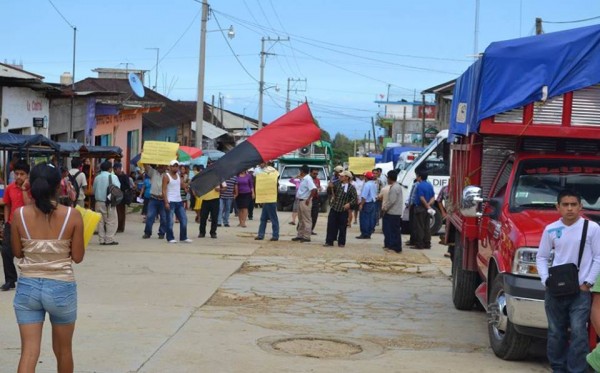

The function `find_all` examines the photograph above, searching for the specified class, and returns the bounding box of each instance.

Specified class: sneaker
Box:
[142,234,151,239]
[299,238,311,243]
[168,239,178,243]
[224,224,230,227]
[255,237,264,240]
[182,239,193,243]
[270,238,279,241]
[210,233,217,239]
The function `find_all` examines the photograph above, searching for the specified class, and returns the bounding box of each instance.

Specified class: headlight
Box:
[278,185,288,192]
[512,247,550,277]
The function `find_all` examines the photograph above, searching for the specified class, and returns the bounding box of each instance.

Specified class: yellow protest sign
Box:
[348,157,375,174]
[140,141,179,165]
[255,170,279,204]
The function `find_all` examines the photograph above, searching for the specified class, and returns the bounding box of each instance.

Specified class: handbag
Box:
[546,219,589,297]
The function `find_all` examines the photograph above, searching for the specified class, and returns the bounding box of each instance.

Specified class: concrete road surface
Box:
[0,208,550,372]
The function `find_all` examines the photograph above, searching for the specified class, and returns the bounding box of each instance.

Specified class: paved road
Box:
[0,208,549,372]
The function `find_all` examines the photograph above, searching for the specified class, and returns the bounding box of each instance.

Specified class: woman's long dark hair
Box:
[29,163,61,214]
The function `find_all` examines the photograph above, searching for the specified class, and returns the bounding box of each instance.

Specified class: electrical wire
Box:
[543,15,600,24]
[47,0,75,28]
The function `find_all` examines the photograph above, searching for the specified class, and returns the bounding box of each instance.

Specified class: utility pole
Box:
[258,36,289,128]
[535,17,543,35]
[474,0,480,58]
[384,83,391,117]
[421,94,426,147]
[371,117,378,152]
[286,78,306,113]
[402,106,407,145]
[69,26,77,142]
[194,0,209,149]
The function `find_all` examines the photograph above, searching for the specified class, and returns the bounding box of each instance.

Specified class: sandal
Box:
[289,222,296,225]
[444,252,451,258]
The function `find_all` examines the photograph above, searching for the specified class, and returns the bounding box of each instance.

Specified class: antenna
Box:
[128,72,145,98]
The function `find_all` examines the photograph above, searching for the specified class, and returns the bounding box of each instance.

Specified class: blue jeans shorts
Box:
[14,277,77,325]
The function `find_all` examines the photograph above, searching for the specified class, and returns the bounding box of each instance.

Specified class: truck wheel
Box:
[452,233,478,310]
[488,274,531,360]
[429,206,443,235]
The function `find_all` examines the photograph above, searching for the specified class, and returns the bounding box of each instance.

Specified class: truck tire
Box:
[488,274,531,360]
[429,206,443,235]
[452,233,479,310]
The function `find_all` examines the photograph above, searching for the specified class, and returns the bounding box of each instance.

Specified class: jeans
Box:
[382,214,402,252]
[166,201,188,241]
[544,290,591,373]
[257,203,279,239]
[14,277,77,324]
[359,202,377,237]
[144,198,167,237]
[218,198,233,225]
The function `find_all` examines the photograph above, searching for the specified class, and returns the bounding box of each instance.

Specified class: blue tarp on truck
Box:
[450,24,600,140]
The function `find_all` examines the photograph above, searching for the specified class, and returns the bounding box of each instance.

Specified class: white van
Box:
[396,150,422,171]
[396,130,450,234]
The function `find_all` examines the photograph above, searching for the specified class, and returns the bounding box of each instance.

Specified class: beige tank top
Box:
[17,207,75,282]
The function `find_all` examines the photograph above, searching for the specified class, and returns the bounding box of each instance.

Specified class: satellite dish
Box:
[128,72,145,98]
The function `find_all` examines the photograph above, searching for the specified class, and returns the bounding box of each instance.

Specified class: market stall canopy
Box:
[177,146,202,162]
[0,133,60,152]
[55,142,122,158]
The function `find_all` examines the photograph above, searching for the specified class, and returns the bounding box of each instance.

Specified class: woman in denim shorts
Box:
[11,163,84,373]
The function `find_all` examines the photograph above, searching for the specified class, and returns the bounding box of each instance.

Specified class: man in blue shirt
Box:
[357,171,378,239]
[413,171,435,249]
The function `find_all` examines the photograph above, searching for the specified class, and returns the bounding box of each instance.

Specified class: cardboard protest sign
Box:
[348,157,375,174]
[140,141,179,165]
[255,170,279,204]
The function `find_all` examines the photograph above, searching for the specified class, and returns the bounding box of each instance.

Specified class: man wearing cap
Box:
[324,170,357,248]
[142,163,168,240]
[357,171,378,239]
[292,165,317,243]
[163,160,192,243]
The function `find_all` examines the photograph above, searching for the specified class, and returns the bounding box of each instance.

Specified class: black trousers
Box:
[382,214,402,252]
[414,207,431,248]
[311,199,320,231]
[117,203,126,232]
[2,223,17,284]
[200,198,219,235]
[248,198,255,219]
[325,209,349,246]
[408,205,416,244]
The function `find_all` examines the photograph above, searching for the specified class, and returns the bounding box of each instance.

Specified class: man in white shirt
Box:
[291,165,316,243]
[536,189,600,373]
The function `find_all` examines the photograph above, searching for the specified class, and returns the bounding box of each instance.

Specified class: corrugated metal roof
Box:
[193,121,228,139]
[208,106,259,130]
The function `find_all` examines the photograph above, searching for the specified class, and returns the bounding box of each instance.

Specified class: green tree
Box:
[331,133,354,165]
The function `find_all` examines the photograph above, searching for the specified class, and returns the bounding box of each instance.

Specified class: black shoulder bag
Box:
[546,219,589,297]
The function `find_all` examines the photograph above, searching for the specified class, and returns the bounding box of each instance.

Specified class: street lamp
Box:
[194,0,235,149]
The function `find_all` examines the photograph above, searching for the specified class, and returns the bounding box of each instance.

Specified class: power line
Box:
[543,15,600,24]
[212,11,258,82]
[47,0,75,28]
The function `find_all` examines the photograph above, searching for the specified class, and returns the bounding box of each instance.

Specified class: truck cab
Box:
[396,129,450,234]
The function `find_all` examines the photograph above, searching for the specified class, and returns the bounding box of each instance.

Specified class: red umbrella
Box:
[178,146,203,161]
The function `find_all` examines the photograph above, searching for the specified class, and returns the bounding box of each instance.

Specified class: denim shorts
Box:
[13,277,77,325]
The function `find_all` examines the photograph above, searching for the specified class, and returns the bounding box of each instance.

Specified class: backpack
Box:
[106,175,124,207]
[58,178,77,207]
[68,171,83,202]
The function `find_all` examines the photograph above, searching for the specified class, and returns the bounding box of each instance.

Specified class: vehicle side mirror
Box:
[461,185,484,217]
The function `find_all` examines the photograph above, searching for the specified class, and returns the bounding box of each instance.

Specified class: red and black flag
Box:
[190,103,321,197]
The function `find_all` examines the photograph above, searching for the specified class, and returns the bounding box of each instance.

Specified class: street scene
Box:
[4,1,600,372]
[1,210,548,372]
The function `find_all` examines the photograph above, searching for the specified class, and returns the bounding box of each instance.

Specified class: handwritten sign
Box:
[140,141,179,165]
[255,170,279,204]
[348,157,375,174]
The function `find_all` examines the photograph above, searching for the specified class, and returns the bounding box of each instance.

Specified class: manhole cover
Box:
[273,337,362,358]
[257,335,383,360]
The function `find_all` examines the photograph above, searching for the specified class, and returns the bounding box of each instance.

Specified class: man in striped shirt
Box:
[218,176,237,227]
[324,171,357,248]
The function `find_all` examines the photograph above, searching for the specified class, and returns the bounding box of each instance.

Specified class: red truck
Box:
[447,25,600,360]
